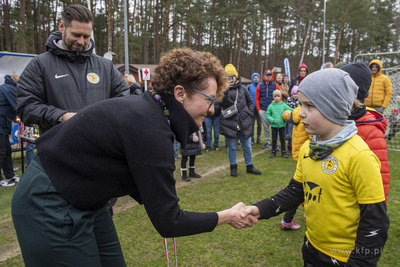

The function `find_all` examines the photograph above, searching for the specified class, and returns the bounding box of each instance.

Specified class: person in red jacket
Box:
[289,63,309,96]
[341,62,390,202]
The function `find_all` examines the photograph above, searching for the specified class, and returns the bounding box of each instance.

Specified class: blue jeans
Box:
[204,116,220,147]
[285,122,294,146]
[226,131,252,166]
[174,137,180,159]
[25,142,36,167]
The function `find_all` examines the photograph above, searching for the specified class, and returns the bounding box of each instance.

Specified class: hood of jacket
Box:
[368,59,383,77]
[251,73,260,86]
[45,31,95,61]
[3,75,15,86]
[297,63,309,76]
[262,69,274,83]
[355,108,387,134]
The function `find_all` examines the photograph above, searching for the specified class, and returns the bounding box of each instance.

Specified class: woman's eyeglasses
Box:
[192,89,215,110]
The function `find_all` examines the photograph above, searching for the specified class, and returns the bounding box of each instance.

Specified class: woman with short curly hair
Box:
[152,48,227,101]
[12,48,257,266]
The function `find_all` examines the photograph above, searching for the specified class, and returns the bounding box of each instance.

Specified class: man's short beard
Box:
[62,34,84,51]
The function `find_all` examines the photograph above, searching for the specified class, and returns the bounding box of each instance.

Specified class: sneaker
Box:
[281,219,301,230]
[0,179,15,187]
[205,146,211,152]
[214,146,219,151]
[262,143,271,149]
[256,139,262,144]
[11,175,20,183]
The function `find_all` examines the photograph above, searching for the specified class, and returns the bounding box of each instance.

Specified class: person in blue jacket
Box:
[247,73,262,144]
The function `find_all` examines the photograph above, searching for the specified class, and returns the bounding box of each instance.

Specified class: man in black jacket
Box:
[17,4,128,134]
[16,4,128,215]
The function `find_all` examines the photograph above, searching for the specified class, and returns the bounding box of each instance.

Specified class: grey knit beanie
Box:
[298,68,358,126]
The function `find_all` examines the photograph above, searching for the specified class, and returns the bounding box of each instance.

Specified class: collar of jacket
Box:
[348,105,367,121]
[46,30,94,62]
[157,92,199,148]
[230,80,242,90]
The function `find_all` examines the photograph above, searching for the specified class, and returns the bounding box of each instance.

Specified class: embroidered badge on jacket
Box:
[87,73,100,84]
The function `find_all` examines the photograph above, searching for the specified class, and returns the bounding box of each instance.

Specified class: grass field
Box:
[1,141,399,266]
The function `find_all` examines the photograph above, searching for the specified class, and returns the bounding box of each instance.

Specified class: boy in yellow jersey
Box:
[244,68,389,266]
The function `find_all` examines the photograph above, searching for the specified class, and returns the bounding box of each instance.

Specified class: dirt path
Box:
[0,150,265,263]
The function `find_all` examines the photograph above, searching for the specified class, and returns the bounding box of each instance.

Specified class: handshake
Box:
[217,202,261,229]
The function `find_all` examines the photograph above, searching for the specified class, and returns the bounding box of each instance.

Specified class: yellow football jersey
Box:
[294,135,385,262]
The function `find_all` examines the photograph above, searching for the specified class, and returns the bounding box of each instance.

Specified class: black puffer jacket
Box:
[17,31,128,133]
[219,80,253,139]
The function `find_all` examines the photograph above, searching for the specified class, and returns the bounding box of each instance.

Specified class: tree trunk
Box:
[209,0,215,51]
[20,0,27,52]
[229,18,234,63]
[186,2,191,48]
[163,2,170,53]
[107,0,113,50]
[299,19,312,65]
[236,0,246,73]
[333,24,344,65]
[258,11,264,75]
[153,0,159,63]
[3,0,11,51]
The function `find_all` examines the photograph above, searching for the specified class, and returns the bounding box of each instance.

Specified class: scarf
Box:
[308,121,358,160]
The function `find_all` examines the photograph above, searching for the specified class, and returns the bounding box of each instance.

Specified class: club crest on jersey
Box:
[87,73,100,84]
[321,156,338,174]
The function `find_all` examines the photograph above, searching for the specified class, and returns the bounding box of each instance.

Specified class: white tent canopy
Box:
[0,52,36,85]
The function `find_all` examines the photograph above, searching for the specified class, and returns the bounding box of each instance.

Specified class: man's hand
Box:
[62,112,77,122]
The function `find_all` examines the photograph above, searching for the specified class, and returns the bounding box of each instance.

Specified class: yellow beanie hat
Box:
[225,64,238,78]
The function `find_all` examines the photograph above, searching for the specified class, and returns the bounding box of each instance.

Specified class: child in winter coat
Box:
[341,62,391,202]
[245,68,389,266]
[285,85,301,154]
[279,104,311,231]
[266,90,293,158]
[180,131,204,182]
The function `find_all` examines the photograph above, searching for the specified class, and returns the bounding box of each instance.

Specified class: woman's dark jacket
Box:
[219,80,253,139]
[180,131,202,157]
[36,91,218,237]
